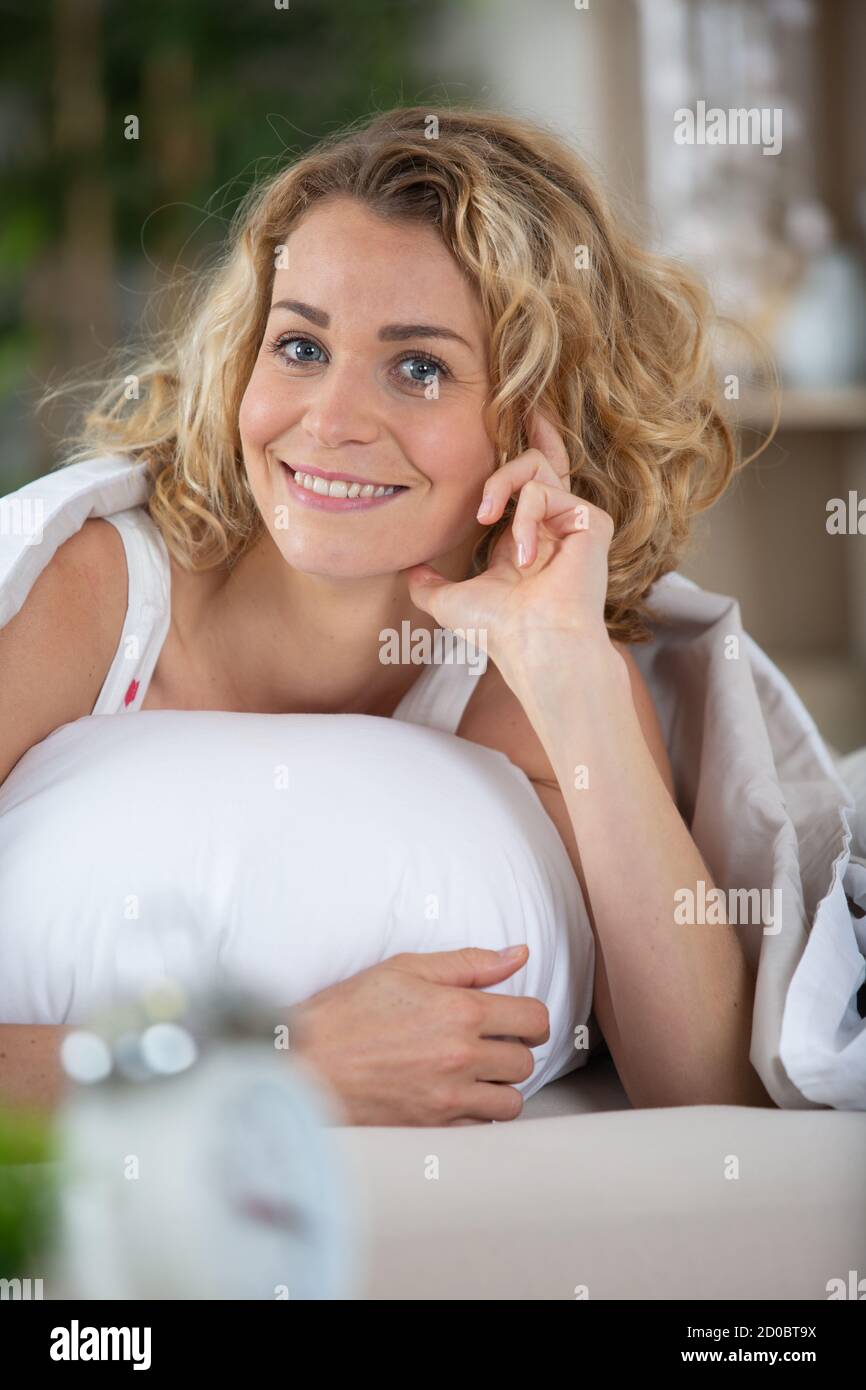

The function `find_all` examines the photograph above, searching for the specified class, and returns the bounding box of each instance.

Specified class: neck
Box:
[187,528,477,716]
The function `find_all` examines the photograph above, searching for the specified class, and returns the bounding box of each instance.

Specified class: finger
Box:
[476,447,565,524]
[473,1038,537,1084]
[450,1081,525,1123]
[478,996,550,1047]
[527,408,572,487]
[402,563,463,629]
[511,479,591,567]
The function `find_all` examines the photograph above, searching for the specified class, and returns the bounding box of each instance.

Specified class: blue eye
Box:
[396,355,449,387]
[265,335,450,391]
[268,335,325,366]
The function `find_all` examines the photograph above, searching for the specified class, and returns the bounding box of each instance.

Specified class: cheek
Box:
[410,404,495,491]
[238,371,287,451]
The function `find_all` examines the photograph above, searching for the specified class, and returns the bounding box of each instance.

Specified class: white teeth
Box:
[291,469,400,500]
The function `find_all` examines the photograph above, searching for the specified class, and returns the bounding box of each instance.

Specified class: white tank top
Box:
[92,506,479,735]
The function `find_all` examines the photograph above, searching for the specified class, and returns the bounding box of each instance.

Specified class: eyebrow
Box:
[269,298,475,351]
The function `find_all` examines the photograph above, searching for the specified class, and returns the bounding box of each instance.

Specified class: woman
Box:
[0,105,774,1121]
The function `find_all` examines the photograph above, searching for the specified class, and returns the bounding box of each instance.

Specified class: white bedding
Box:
[628,575,866,1109]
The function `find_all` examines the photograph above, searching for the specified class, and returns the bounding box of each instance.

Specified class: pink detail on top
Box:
[123,678,140,708]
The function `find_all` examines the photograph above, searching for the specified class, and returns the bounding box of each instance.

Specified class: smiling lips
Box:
[280,460,408,510]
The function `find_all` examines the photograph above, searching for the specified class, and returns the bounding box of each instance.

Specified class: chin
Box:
[271,537,415,580]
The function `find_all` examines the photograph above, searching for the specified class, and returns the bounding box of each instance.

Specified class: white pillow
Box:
[0,709,595,1100]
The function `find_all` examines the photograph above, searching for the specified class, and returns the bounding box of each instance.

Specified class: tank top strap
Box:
[390,629,486,735]
[91,507,171,714]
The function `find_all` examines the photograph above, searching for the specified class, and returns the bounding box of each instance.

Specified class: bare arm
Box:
[511,638,772,1109]
[0,1026,76,1112]
[0,948,549,1124]
[0,521,127,1111]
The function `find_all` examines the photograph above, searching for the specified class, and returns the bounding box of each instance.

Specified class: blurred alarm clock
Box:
[51,983,366,1300]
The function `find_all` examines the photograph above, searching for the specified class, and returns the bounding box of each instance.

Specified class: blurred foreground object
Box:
[51,983,365,1300]
[0,1106,57,1290]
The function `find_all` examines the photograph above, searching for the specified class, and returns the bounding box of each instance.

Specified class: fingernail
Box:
[497,945,526,958]
[477,495,493,518]
[517,542,527,567]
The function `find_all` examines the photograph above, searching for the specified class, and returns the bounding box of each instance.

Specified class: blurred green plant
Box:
[0,1103,59,1282]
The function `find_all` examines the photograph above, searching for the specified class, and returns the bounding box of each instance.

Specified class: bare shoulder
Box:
[0,517,128,784]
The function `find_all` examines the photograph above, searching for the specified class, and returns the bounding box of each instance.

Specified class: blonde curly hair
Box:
[48,103,778,643]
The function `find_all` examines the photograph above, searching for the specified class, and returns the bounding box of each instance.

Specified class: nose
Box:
[300,354,380,450]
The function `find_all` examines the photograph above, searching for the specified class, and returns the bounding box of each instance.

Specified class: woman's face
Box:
[239,195,497,578]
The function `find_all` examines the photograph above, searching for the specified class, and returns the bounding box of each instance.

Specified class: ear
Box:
[612,641,677,802]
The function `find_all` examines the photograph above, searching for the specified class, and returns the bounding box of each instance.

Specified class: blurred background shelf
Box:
[738,386,866,432]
